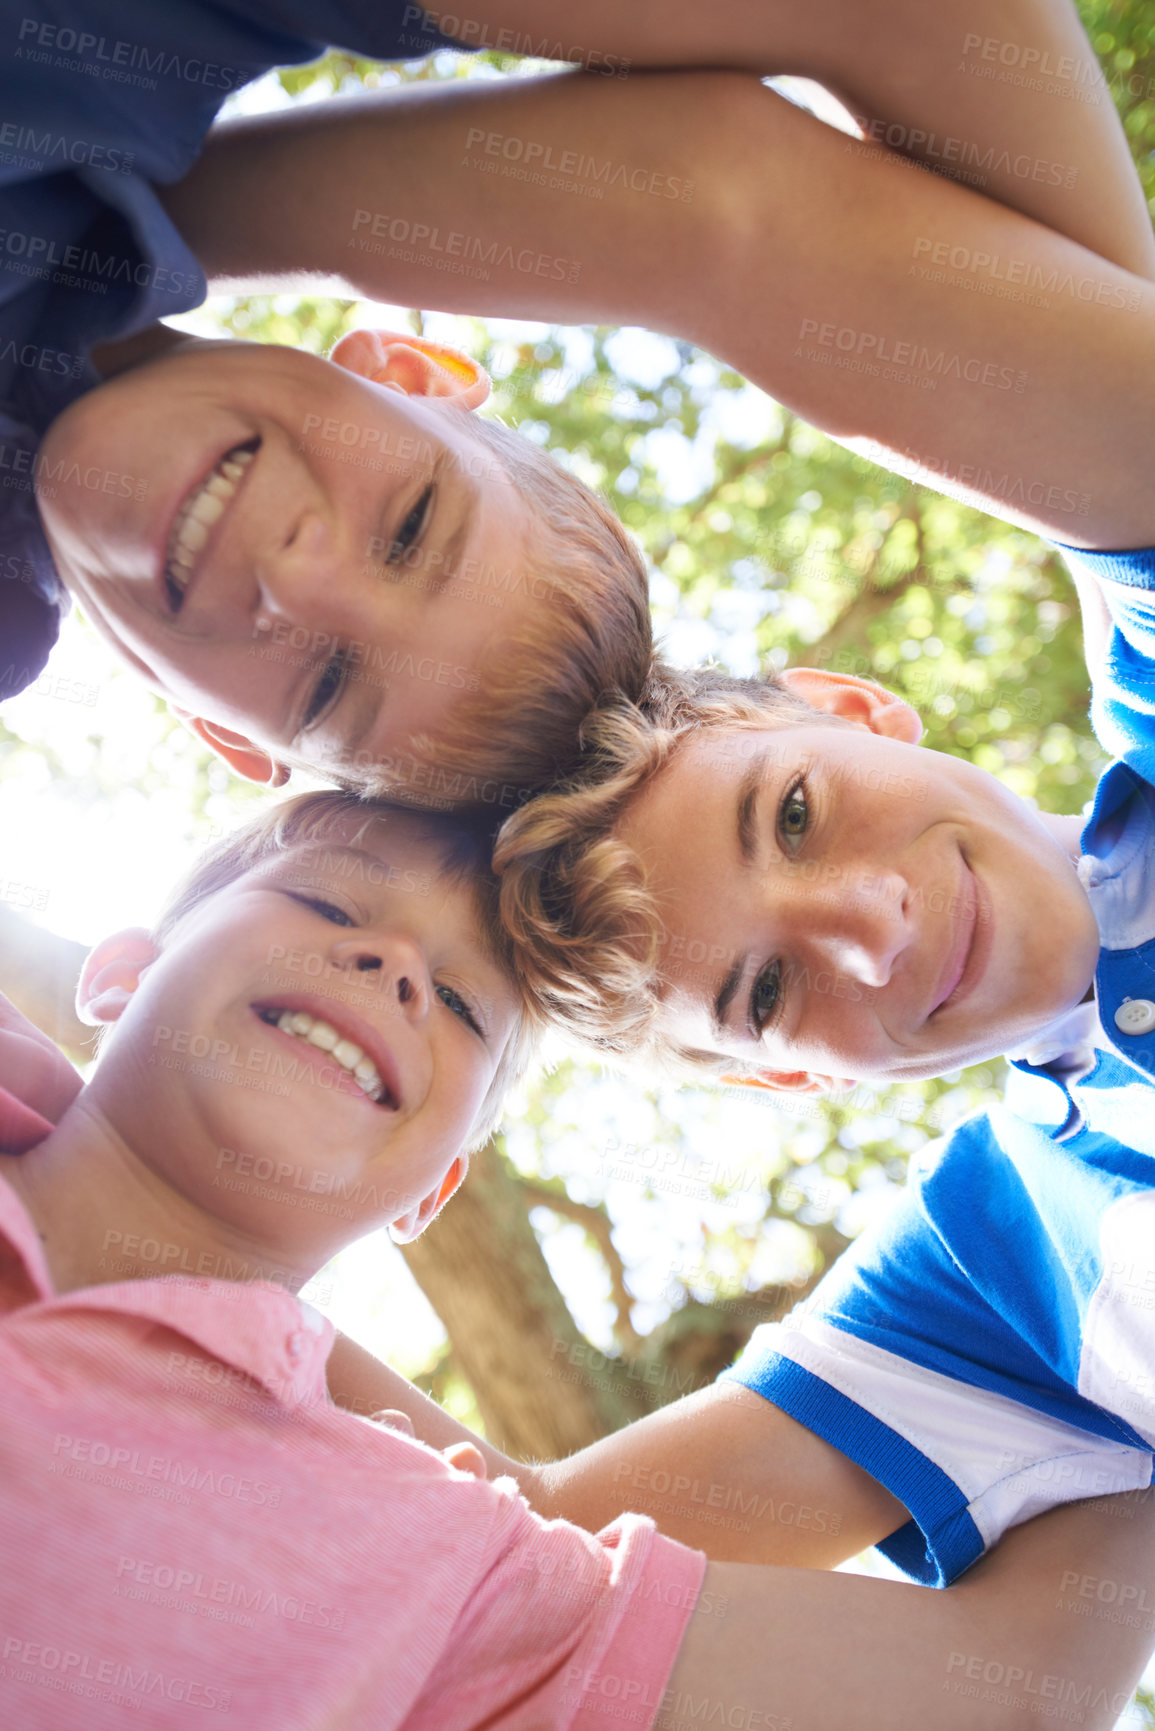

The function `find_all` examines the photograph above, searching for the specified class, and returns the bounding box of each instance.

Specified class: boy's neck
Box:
[1034,809,1087,864]
[1034,810,1098,1005]
[4,1096,317,1297]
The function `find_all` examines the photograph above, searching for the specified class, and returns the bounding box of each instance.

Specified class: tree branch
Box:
[800,495,929,670]
[517,1177,643,1355]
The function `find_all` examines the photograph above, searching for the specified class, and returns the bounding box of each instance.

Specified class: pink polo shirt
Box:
[0,1173,705,1728]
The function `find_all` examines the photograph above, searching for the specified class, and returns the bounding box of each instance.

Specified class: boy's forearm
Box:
[535,1382,906,1567]
[419,0,1154,277]
[0,907,95,1061]
[166,70,1155,549]
[327,1338,901,1566]
[669,1489,1155,1731]
[325,1330,529,1487]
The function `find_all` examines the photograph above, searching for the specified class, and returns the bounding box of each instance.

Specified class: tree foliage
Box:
[92,10,1155,1449]
[250,17,1148,1459]
[10,22,1155,1709]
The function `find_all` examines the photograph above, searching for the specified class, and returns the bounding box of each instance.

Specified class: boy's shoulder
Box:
[1056,540,1155,783]
[0,1232,702,1727]
[724,1104,1155,1587]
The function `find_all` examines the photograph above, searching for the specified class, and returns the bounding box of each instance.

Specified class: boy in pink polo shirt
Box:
[4,789,1155,1730]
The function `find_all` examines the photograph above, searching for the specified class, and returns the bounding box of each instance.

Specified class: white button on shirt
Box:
[1115,998,1155,1036]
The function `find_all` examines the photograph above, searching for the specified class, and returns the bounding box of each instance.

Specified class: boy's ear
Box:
[169,709,291,788]
[780,667,923,745]
[331,329,491,411]
[388,1156,468,1246]
[78,929,160,1026]
[721,1069,857,1097]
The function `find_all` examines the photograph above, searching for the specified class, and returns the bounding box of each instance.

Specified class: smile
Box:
[929,858,993,1019]
[253,1002,400,1109]
[163,438,259,608]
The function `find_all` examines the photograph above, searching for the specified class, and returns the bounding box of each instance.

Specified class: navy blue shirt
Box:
[0,0,461,699]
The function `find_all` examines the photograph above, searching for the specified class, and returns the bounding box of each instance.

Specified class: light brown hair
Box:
[337,415,654,811]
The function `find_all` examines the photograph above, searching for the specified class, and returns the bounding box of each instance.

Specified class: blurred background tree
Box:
[259,7,1148,1462]
[4,15,1155,1716]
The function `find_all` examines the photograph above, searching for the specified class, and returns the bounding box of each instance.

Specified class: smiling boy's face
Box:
[83,811,521,1257]
[35,333,538,786]
[618,674,1100,1089]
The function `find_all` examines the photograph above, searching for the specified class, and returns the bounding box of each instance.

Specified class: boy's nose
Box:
[802,867,910,988]
[331,933,430,1019]
[254,512,353,629]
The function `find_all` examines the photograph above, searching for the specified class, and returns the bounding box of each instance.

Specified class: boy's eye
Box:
[751,961,782,1035]
[435,982,483,1038]
[386,485,435,564]
[779,777,810,848]
[291,893,354,927]
[302,649,349,732]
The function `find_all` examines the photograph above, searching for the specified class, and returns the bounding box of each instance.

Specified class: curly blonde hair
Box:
[494,661,845,1076]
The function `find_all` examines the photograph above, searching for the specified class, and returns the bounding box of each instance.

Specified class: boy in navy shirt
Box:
[9,0,1155,806]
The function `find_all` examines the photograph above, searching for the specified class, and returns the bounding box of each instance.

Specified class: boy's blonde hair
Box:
[154,791,537,1151]
[340,417,654,810]
[494,662,846,1078]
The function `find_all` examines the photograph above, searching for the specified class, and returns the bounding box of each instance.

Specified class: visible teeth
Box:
[305,1021,338,1052]
[188,489,227,526]
[179,516,210,554]
[267,1008,388,1104]
[164,441,256,600]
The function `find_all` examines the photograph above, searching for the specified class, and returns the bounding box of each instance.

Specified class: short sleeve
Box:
[402,1496,705,1731]
[723,1118,1154,1586]
[1055,542,1155,781]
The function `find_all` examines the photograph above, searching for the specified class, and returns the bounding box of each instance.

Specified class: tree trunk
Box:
[402,1145,854,1462]
[401,1140,635,1459]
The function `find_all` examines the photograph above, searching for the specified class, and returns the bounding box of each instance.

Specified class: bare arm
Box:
[419,0,1155,275]
[670,1488,1155,1731]
[164,68,1155,549]
[326,1329,522,1482]
[169,0,1154,280]
[327,1335,905,1566]
[0,907,94,1060]
[530,1381,906,1566]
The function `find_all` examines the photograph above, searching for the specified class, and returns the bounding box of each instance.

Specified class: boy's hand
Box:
[0,992,81,1153]
[369,1406,489,1480]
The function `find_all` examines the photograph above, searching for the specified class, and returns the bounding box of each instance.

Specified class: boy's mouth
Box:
[163,437,260,610]
[927,858,992,1020]
[254,1003,400,1109]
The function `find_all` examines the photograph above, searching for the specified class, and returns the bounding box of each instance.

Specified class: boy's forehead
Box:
[251,812,444,881]
[682,721,818,776]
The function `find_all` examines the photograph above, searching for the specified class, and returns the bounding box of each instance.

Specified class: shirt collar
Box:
[1005,994,1102,1075]
[0,1164,333,1408]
